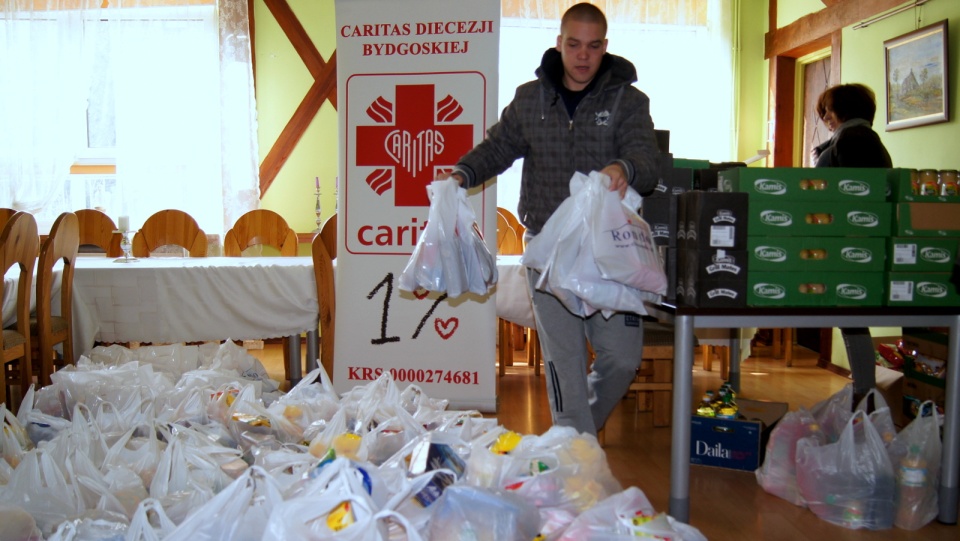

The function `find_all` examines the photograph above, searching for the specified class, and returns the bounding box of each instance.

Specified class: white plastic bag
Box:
[889,400,942,530]
[755,406,824,506]
[399,179,497,297]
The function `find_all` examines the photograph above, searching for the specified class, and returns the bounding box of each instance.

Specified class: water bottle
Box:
[895,445,930,529]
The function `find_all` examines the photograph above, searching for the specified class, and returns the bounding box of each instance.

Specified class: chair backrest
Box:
[496,212,521,255]
[311,233,336,378]
[223,209,298,257]
[319,213,337,259]
[0,208,16,231]
[75,208,123,257]
[132,209,207,257]
[35,212,80,384]
[1,211,39,404]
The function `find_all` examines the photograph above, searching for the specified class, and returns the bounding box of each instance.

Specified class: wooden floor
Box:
[250,342,958,541]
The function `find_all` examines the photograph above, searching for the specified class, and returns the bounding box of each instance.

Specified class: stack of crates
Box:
[718,167,891,307]
[884,169,960,306]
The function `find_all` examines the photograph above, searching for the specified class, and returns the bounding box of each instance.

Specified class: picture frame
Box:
[884,20,949,131]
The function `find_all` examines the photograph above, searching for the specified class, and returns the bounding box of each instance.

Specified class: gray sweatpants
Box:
[527,268,645,436]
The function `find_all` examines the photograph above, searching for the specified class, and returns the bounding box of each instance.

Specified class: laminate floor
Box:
[249,340,958,541]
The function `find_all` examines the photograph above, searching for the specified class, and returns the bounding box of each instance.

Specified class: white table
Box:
[70,257,320,380]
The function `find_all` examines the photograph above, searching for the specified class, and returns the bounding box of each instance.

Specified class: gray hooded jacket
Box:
[454,48,660,233]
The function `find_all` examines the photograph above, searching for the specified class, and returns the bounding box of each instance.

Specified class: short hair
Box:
[561,2,608,36]
[816,83,878,124]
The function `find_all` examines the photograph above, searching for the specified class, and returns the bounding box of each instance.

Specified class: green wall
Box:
[842,3,959,169]
[255,0,339,239]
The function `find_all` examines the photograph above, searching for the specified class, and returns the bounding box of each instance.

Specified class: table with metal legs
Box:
[646,304,960,525]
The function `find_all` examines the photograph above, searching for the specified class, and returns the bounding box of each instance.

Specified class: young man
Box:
[450,3,661,436]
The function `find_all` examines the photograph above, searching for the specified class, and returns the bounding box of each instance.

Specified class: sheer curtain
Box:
[0,0,258,236]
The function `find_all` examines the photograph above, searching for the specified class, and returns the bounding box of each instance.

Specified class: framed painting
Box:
[884,20,949,131]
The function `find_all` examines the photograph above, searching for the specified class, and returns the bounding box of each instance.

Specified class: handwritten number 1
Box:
[367,273,400,345]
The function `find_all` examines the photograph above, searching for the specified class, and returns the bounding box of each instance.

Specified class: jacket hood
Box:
[535,47,638,93]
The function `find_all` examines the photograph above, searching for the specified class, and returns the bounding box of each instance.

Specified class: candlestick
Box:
[315,188,322,232]
[315,176,320,190]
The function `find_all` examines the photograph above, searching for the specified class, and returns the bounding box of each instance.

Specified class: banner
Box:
[334,0,500,410]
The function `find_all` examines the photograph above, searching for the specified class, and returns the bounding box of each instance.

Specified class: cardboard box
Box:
[894,202,960,237]
[680,191,749,250]
[747,236,886,272]
[902,377,945,422]
[887,237,958,271]
[902,394,945,422]
[661,246,678,303]
[747,201,892,237]
[649,166,694,199]
[886,272,960,306]
[642,195,679,247]
[718,167,888,201]
[747,271,886,307]
[679,248,748,308]
[902,327,949,360]
[690,398,788,472]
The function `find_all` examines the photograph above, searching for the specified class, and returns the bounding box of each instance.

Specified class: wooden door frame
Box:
[764,0,907,165]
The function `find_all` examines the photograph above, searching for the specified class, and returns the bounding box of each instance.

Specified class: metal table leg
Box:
[286,333,302,385]
[669,314,694,522]
[306,329,319,373]
[728,329,741,393]
[939,314,960,523]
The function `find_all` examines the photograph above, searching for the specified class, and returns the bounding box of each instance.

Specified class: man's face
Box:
[556,19,607,92]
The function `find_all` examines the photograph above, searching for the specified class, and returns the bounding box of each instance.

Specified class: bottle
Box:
[895,445,930,529]
[716,391,738,420]
[696,393,716,417]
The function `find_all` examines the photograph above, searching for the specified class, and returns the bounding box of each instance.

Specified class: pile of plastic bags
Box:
[1,342,707,540]
[756,384,942,531]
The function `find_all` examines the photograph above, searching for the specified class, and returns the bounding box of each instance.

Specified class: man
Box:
[450,3,661,436]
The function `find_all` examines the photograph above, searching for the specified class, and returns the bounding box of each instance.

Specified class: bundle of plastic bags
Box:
[522,171,667,318]
[399,179,498,298]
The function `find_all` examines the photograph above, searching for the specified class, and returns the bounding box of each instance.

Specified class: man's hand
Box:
[439,171,465,185]
[600,163,628,198]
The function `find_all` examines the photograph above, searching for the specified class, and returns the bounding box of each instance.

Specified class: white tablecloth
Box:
[71,257,319,353]
[495,255,536,329]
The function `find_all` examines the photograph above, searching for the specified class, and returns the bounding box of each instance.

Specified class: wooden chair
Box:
[223,208,299,380]
[319,213,337,259]
[311,232,336,380]
[0,208,16,230]
[75,208,122,257]
[2,212,39,408]
[629,322,678,428]
[223,209,297,256]
[132,209,207,257]
[31,212,80,386]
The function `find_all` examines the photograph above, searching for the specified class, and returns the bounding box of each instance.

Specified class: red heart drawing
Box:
[434,317,459,339]
[414,289,430,300]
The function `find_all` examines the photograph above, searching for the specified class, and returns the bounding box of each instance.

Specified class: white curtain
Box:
[0,0,258,236]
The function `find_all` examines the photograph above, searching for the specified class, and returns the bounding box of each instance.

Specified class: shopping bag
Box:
[590,175,667,295]
[889,400,942,530]
[795,410,895,529]
[399,179,497,297]
[810,384,853,443]
[755,406,825,506]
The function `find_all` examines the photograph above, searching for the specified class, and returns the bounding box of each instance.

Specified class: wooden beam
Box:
[765,0,906,58]
[770,55,796,166]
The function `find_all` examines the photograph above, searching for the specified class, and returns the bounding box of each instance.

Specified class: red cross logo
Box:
[356,84,474,207]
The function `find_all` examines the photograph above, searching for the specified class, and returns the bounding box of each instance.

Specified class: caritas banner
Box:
[334,0,499,410]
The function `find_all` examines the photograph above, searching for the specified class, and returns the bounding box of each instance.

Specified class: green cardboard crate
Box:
[748,236,886,272]
[718,167,888,201]
[886,272,960,307]
[747,201,892,237]
[747,271,885,307]
[887,237,958,271]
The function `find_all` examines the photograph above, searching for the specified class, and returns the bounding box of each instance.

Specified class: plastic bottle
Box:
[895,445,930,529]
[695,393,716,417]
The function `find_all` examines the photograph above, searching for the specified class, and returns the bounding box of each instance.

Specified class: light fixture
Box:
[853,0,932,30]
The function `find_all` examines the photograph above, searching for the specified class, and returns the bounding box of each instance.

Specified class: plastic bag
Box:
[557,486,707,541]
[889,400,942,530]
[795,410,895,530]
[427,485,540,541]
[124,498,177,541]
[399,179,497,297]
[810,384,853,443]
[163,466,284,541]
[755,406,825,506]
[590,178,667,295]
[854,389,897,448]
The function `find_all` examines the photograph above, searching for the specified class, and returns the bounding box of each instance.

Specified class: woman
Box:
[813,83,892,168]
[813,83,892,407]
